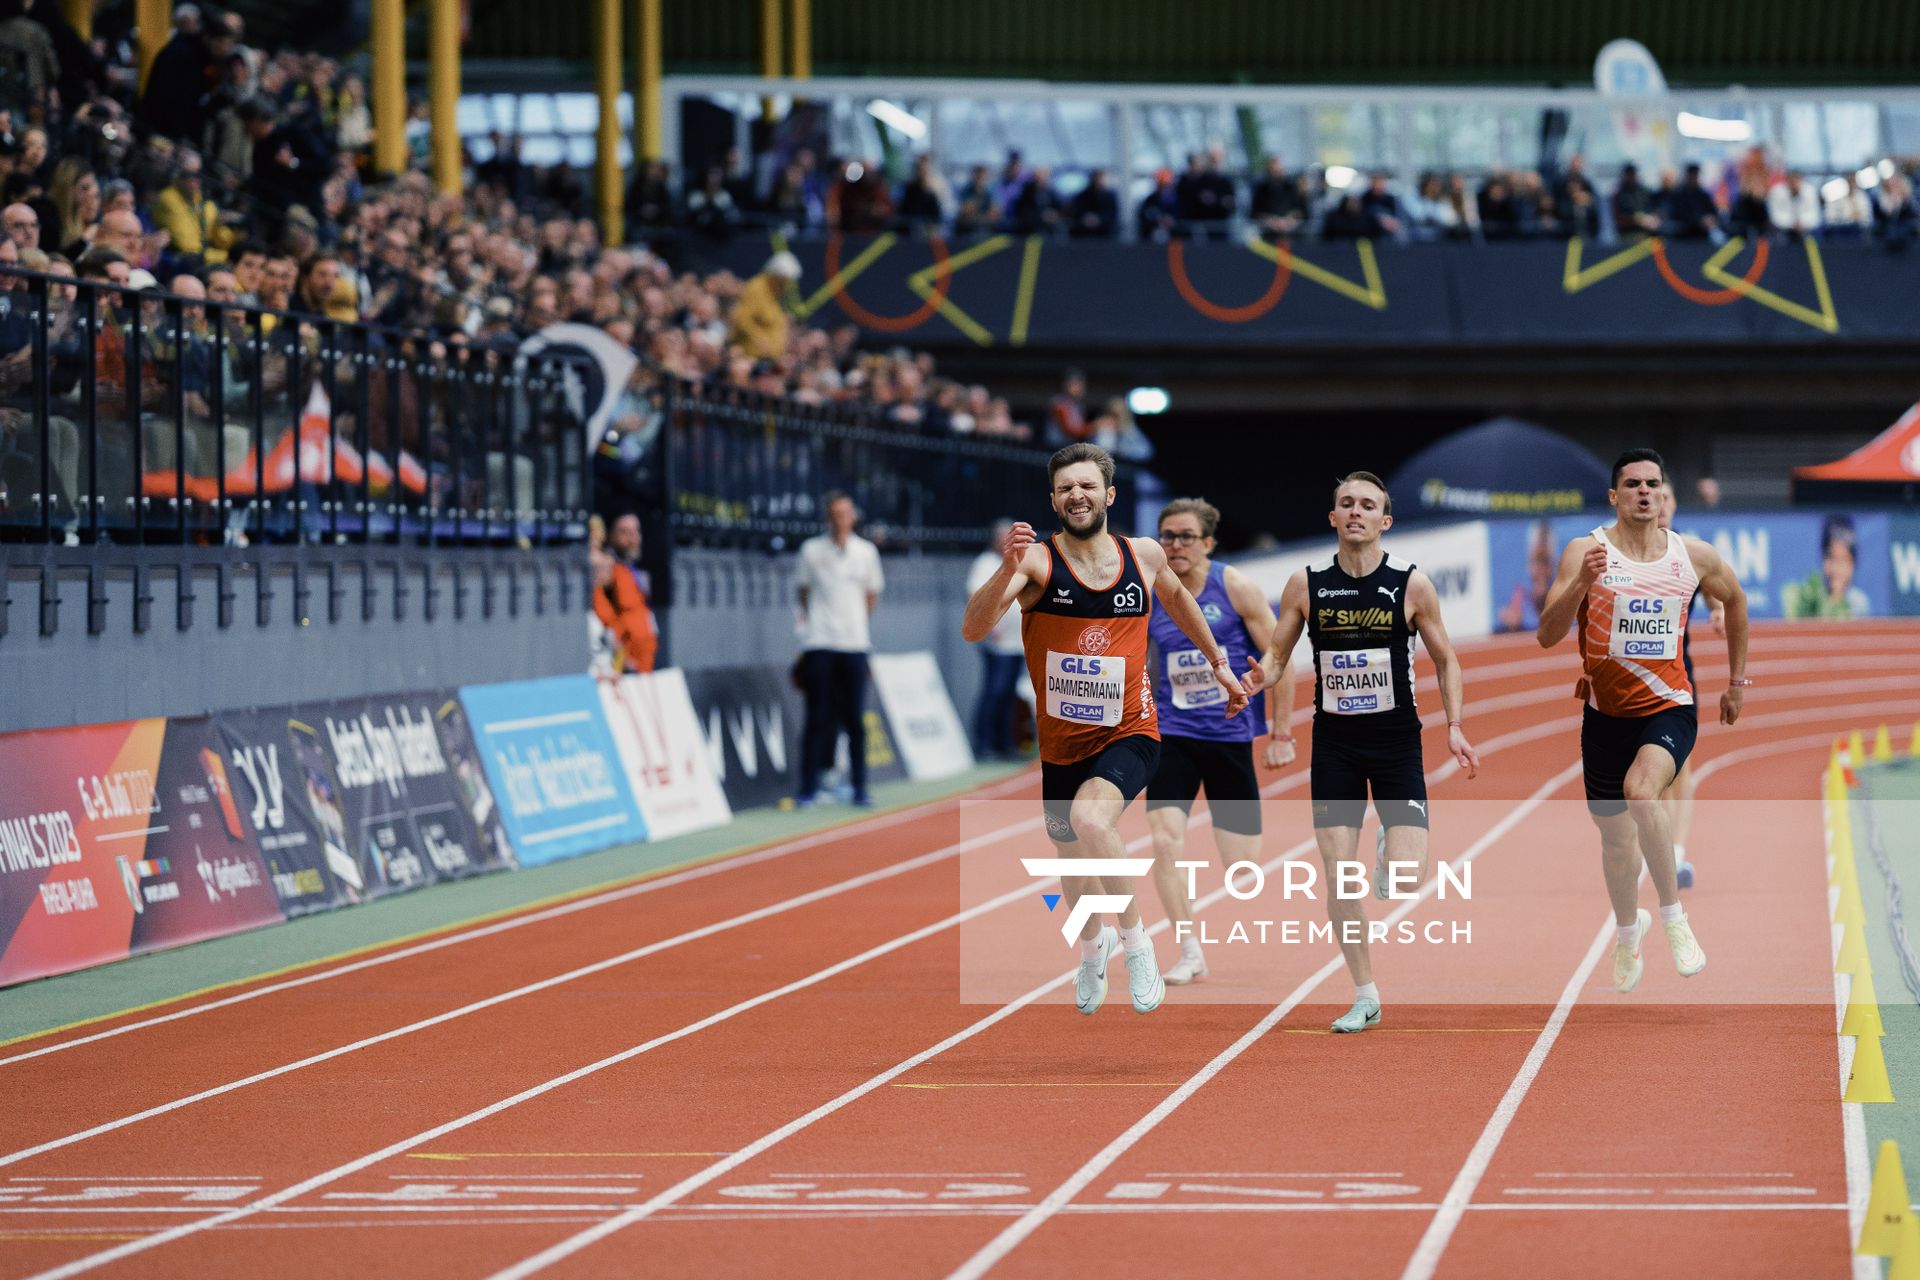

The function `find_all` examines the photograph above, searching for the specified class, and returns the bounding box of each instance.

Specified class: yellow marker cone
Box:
[1909,722,1920,758]
[1847,1032,1895,1103]
[1833,734,1845,769]
[1837,920,1871,975]
[1852,729,1868,767]
[1876,725,1895,762]
[1891,1216,1920,1279]
[1831,827,1857,887]
[1844,970,1887,1038]
[1836,867,1867,927]
[1860,1140,1912,1255]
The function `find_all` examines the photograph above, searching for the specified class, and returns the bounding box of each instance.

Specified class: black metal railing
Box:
[0,269,592,547]
[653,375,1130,550]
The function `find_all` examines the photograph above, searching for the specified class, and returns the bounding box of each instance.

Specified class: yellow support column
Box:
[759,0,781,121]
[594,0,624,245]
[62,0,92,41]
[789,0,811,81]
[429,0,463,196]
[135,0,167,94]
[631,0,662,161]
[371,0,406,175]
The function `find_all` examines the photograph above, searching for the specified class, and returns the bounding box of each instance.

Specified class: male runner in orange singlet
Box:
[962,443,1251,1015]
[1536,449,1750,992]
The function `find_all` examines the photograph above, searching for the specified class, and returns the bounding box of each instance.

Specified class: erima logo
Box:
[1378,586,1401,602]
[1054,587,1073,600]
[1022,857,1155,944]
[1317,588,1359,599]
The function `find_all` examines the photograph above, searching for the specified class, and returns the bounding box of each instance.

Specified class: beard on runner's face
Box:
[1059,502,1107,538]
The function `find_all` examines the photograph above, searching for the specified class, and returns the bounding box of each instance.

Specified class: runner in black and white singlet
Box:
[1246,471,1480,1034]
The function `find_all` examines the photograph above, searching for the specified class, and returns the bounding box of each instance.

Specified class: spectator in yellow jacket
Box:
[727,250,800,360]
[148,153,239,264]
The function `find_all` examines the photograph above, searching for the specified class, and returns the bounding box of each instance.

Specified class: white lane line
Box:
[1399,713,1882,1280]
[1531,1171,1798,1178]
[0,819,1039,1172]
[0,770,1038,1069]
[1397,912,1617,1280]
[15,869,1072,1280]
[478,817,1342,1280]
[1140,1171,1404,1179]
[931,762,1582,1280]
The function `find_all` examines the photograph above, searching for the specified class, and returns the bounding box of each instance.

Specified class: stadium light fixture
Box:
[1822,177,1849,202]
[1857,165,1882,190]
[1127,387,1170,415]
[867,99,928,141]
[1675,112,1752,142]
[1325,165,1358,190]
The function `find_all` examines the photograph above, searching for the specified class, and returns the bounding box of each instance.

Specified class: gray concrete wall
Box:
[0,548,587,733]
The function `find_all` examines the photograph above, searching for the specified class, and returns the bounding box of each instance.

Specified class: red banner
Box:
[0,718,285,986]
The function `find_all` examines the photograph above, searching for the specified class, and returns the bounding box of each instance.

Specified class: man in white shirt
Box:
[966,519,1027,760]
[1766,170,1821,239]
[794,492,886,806]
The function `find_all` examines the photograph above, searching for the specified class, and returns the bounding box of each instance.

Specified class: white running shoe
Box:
[1613,908,1652,993]
[1373,824,1390,900]
[1125,942,1166,1013]
[1074,925,1117,1015]
[1164,948,1209,985]
[1665,912,1707,977]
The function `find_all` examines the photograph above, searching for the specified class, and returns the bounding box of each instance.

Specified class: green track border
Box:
[0,763,1025,1046]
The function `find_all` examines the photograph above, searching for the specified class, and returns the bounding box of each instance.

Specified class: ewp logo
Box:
[1022,857,1156,944]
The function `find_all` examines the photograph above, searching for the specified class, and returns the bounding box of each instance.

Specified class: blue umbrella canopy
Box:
[1387,417,1612,518]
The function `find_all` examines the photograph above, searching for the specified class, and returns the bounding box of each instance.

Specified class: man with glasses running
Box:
[1146,497,1293,985]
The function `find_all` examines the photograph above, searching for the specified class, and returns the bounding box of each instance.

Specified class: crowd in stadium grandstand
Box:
[0,0,1052,533]
[655,142,1920,247]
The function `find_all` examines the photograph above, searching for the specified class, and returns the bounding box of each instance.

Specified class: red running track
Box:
[0,620,1906,1279]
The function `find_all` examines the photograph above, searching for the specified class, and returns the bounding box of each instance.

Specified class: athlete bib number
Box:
[1166,648,1224,710]
[1608,596,1684,660]
[1045,651,1127,728]
[1320,648,1394,715]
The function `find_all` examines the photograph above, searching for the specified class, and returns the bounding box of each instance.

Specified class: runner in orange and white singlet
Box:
[1537,448,1750,994]
[962,443,1252,1017]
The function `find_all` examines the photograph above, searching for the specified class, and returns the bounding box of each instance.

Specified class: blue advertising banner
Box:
[1892,516,1920,618]
[458,676,648,865]
[1489,511,1893,632]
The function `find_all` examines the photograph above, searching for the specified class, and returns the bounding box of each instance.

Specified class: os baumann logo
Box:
[1022,857,1475,947]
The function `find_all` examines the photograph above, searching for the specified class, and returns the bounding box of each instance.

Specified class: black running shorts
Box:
[1041,734,1162,844]
[1581,702,1699,817]
[1145,734,1263,836]
[1310,728,1428,830]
